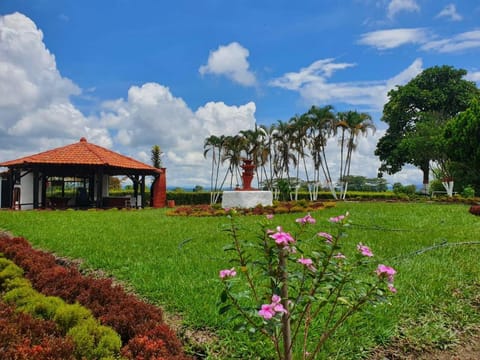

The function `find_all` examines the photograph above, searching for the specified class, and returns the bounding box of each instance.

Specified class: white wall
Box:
[19,171,43,210]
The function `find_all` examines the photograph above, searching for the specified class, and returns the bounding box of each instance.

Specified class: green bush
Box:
[3,276,31,292]
[166,191,211,205]
[67,318,122,360]
[0,261,24,287]
[462,185,475,198]
[3,285,38,307]
[54,302,92,333]
[18,294,64,320]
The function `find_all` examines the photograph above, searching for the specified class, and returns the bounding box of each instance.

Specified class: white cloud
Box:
[199,42,256,86]
[0,12,111,152]
[421,30,480,53]
[358,28,429,49]
[387,0,420,19]
[466,71,480,83]
[269,58,423,111]
[99,82,257,186]
[195,101,256,136]
[436,4,462,21]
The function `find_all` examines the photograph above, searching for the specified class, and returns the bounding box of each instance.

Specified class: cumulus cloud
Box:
[0,12,111,154]
[387,0,420,19]
[358,28,429,50]
[199,42,256,86]
[99,82,257,186]
[269,58,423,111]
[466,71,480,83]
[421,30,480,53]
[436,4,462,21]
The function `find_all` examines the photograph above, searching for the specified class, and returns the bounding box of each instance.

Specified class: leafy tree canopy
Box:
[375,65,479,184]
[443,98,480,191]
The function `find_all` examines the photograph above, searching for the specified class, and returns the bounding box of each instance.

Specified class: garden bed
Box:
[0,231,192,359]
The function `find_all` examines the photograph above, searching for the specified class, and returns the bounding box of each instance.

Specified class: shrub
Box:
[0,300,76,360]
[0,233,192,359]
[67,318,122,360]
[469,205,480,216]
[54,302,92,334]
[462,185,475,198]
[122,324,187,360]
[0,254,122,359]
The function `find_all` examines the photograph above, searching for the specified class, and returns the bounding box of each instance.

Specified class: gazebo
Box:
[0,137,166,210]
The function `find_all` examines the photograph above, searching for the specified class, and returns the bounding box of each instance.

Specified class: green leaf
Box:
[219,304,231,314]
[220,289,228,303]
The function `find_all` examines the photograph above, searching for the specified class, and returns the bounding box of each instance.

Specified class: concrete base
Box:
[222,190,273,209]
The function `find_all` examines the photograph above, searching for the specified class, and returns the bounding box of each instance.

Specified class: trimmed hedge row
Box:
[0,256,121,359]
[0,233,192,360]
[0,299,76,360]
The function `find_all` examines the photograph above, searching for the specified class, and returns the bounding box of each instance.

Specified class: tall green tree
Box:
[375,65,479,189]
[443,98,480,192]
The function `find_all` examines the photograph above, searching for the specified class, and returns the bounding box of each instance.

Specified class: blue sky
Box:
[1,1,479,187]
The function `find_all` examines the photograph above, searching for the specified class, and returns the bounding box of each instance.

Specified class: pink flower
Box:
[266,214,274,219]
[258,304,275,319]
[387,284,397,293]
[297,257,316,271]
[376,264,396,282]
[357,243,374,257]
[219,268,237,279]
[317,232,333,244]
[296,213,316,225]
[297,257,313,266]
[334,253,346,259]
[258,295,288,320]
[269,230,295,246]
[329,215,345,223]
[271,294,281,303]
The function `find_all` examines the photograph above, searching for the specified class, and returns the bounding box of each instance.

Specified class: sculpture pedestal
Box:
[222,191,273,209]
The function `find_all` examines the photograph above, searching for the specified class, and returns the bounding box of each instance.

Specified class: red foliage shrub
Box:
[122,324,187,360]
[0,234,192,360]
[469,205,480,215]
[0,300,75,360]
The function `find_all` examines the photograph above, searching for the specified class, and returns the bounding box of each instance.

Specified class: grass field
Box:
[1,202,479,359]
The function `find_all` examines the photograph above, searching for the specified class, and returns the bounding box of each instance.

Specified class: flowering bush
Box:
[218,211,397,360]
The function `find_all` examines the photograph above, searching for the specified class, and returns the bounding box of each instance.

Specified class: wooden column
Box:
[96,169,103,208]
[140,175,146,208]
[41,175,47,208]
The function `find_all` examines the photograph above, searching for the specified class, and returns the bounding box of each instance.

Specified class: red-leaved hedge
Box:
[0,300,76,360]
[0,233,191,360]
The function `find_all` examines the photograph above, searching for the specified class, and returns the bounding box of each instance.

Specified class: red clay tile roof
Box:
[0,137,160,172]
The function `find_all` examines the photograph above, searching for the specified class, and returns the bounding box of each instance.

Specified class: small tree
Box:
[151,145,163,169]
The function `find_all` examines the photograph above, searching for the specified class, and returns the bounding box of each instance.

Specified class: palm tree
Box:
[258,124,276,191]
[272,120,298,200]
[221,135,244,189]
[203,135,228,204]
[239,126,269,188]
[303,105,336,199]
[335,111,375,199]
[288,115,308,200]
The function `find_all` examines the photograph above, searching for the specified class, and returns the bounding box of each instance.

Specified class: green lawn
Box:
[1,202,479,359]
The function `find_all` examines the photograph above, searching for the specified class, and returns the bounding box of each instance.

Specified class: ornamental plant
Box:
[218,211,397,360]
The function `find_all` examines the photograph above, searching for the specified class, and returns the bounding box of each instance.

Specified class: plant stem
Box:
[279,248,292,360]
